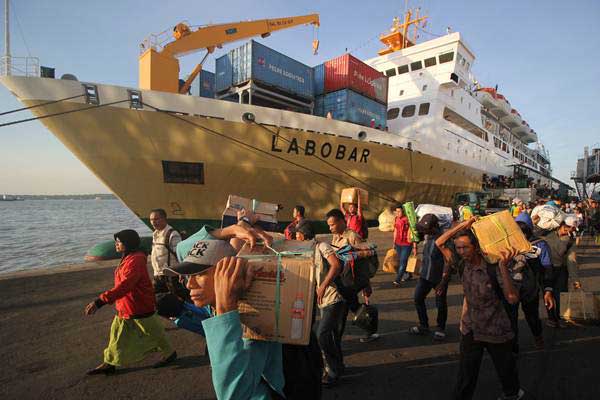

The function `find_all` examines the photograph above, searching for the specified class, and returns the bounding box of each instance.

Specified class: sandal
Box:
[433,331,446,341]
[408,326,429,335]
[86,363,116,375]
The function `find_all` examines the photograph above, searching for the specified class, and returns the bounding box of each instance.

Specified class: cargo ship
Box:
[0,10,559,234]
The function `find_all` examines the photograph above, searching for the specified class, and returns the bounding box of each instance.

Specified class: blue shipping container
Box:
[191,70,215,98]
[313,63,324,96]
[318,89,386,128]
[216,40,314,99]
[215,54,233,93]
[314,95,324,116]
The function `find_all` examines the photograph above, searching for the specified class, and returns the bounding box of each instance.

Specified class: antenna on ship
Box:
[2,0,10,75]
[378,7,428,55]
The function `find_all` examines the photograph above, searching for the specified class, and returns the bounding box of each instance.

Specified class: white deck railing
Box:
[0,56,40,77]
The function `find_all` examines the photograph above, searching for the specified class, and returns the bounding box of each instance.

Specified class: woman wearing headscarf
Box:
[84,229,176,375]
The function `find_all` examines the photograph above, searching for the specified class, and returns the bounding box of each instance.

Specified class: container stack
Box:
[313,54,389,128]
[215,40,314,113]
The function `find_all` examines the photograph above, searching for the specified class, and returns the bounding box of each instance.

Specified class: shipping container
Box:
[215,40,314,99]
[313,63,325,96]
[324,54,388,104]
[190,70,215,98]
[215,54,233,93]
[315,89,387,128]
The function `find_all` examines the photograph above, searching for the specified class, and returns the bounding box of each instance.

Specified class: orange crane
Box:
[139,14,320,94]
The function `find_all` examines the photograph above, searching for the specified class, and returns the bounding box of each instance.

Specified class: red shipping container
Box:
[324,54,389,104]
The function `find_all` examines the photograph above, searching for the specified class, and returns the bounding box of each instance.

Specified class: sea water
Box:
[0,199,152,273]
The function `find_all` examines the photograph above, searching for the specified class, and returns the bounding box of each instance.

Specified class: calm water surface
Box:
[0,199,152,273]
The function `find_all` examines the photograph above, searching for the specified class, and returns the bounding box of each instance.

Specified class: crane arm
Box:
[163,14,320,58]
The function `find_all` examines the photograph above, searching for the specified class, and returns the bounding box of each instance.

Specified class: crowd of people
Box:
[80,194,600,400]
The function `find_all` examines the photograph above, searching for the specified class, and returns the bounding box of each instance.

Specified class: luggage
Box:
[471,210,531,264]
[406,255,420,274]
[415,204,453,229]
[352,304,379,335]
[340,187,369,208]
[334,244,378,294]
[378,208,395,232]
[383,248,398,273]
[561,290,600,321]
[536,204,565,230]
[403,202,420,242]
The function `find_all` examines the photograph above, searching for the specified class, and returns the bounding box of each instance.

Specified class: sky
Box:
[0,0,598,194]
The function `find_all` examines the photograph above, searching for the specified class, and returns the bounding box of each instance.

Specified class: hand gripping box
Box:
[236,240,316,345]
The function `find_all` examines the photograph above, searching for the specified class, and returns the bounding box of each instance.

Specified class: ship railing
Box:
[0,56,40,77]
[139,21,193,54]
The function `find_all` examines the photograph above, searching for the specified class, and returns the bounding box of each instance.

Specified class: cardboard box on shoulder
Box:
[341,187,369,209]
[222,194,279,231]
[236,240,316,345]
[471,210,531,263]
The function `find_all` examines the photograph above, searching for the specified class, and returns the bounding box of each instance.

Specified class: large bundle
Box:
[222,194,279,231]
[378,208,395,232]
[536,205,566,230]
[415,204,453,230]
[471,210,531,263]
[403,202,420,242]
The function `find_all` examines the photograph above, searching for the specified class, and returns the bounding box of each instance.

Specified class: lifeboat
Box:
[524,128,538,143]
[475,87,497,109]
[493,94,511,116]
[514,120,529,136]
[500,108,522,128]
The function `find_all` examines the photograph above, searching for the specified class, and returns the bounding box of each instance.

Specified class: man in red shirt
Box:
[341,194,366,239]
[393,205,417,285]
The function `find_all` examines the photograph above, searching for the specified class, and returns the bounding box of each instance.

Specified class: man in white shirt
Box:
[150,209,185,298]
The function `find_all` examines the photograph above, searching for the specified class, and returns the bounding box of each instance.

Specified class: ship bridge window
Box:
[162,161,205,185]
[387,107,400,120]
[402,105,416,117]
[418,103,430,116]
[410,61,422,71]
[439,52,454,64]
[424,57,437,67]
[385,68,397,77]
[398,65,409,74]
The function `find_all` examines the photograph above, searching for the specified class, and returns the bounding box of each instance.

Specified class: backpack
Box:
[333,244,378,294]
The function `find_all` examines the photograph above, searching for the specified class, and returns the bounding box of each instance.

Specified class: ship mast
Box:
[378,8,428,56]
[3,0,9,75]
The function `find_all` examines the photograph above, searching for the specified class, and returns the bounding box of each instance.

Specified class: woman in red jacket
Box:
[84,229,176,375]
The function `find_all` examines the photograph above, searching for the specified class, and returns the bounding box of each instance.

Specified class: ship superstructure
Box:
[0,10,561,233]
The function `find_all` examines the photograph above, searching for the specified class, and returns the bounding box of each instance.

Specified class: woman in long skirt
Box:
[85,229,176,374]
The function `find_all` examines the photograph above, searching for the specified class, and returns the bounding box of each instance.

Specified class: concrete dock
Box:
[1,231,599,400]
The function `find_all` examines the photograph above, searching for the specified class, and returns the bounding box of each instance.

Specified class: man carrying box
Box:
[167,228,285,400]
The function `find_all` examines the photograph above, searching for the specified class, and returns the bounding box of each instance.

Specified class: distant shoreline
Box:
[0,194,117,200]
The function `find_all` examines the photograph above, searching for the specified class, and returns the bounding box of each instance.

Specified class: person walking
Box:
[85,229,176,375]
[393,204,416,285]
[408,214,448,340]
[437,223,524,400]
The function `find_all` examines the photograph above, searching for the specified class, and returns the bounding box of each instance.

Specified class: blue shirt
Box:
[202,311,284,400]
[176,225,216,261]
[420,233,445,284]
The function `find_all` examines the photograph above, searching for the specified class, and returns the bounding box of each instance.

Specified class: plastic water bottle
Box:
[290,293,305,339]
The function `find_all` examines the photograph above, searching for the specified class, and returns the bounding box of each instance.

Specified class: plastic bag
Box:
[378,208,395,232]
[415,204,453,229]
[383,248,398,273]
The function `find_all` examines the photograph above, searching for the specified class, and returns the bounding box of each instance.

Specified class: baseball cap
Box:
[164,240,236,276]
[416,213,439,233]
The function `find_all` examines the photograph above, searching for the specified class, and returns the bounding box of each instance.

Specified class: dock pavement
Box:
[1,230,599,400]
